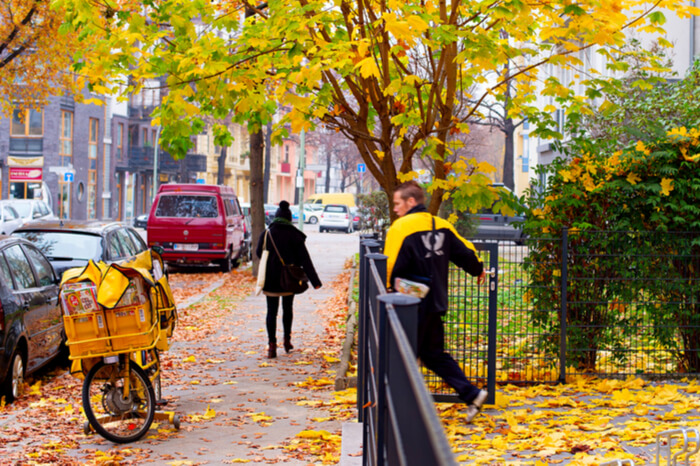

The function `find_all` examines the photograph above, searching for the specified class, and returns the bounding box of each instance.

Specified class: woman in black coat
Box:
[256,201,322,358]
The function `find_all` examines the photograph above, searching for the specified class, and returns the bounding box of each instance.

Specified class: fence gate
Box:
[423,243,498,405]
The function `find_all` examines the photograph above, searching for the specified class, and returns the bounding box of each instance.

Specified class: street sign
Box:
[196,178,205,184]
[357,163,366,173]
[64,172,74,182]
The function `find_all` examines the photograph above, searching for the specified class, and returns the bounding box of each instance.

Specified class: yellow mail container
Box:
[105,303,158,352]
[63,311,110,358]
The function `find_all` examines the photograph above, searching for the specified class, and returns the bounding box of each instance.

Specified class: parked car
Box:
[13,220,148,278]
[350,207,361,231]
[0,204,24,235]
[468,184,526,244]
[147,184,246,272]
[133,214,148,229]
[0,199,55,224]
[241,214,252,263]
[304,204,323,225]
[0,236,64,401]
[290,205,306,223]
[306,192,356,208]
[264,204,277,225]
[319,204,353,233]
[469,210,526,244]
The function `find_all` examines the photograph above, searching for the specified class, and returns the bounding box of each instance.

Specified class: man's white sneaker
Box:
[465,390,488,423]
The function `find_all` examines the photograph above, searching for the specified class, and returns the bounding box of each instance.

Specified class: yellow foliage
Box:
[354,57,380,79]
[660,178,674,196]
[626,172,641,185]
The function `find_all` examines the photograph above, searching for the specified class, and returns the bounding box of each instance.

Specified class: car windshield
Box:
[4,202,31,218]
[155,195,219,218]
[325,206,346,213]
[14,231,102,261]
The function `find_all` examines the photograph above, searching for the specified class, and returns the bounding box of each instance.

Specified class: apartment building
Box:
[0,84,207,221]
[517,5,700,192]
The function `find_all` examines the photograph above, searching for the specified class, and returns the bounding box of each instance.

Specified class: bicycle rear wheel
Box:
[82,360,156,443]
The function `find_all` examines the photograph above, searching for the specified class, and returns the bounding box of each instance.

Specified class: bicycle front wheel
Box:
[82,360,156,443]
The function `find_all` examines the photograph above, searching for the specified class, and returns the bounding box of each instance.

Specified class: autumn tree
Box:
[0,0,80,114]
[56,0,700,223]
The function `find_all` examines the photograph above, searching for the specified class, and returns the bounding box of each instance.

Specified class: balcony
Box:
[127,146,207,173]
[128,146,154,169]
[9,138,43,155]
[128,106,158,119]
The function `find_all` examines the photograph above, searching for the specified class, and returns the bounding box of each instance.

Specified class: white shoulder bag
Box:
[254,230,270,296]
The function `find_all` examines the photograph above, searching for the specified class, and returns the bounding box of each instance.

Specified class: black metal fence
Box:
[361,229,700,409]
[429,229,700,399]
[357,237,457,466]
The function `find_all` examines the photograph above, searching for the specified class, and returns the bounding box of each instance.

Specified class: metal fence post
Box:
[358,240,381,421]
[376,290,388,466]
[485,243,499,405]
[377,293,418,465]
[382,293,420,354]
[559,227,569,384]
[369,253,387,466]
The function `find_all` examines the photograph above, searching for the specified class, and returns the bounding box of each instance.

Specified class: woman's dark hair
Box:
[275,200,292,221]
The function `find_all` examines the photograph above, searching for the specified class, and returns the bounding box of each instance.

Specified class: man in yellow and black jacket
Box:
[384,180,488,422]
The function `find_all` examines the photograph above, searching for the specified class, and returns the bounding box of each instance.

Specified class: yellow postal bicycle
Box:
[61,249,179,443]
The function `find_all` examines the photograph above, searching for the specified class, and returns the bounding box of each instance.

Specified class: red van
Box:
[147,184,246,271]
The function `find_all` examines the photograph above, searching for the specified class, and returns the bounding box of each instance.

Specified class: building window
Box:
[284,145,289,163]
[60,111,73,167]
[11,109,43,137]
[88,118,99,219]
[143,127,149,146]
[117,123,124,161]
[58,111,74,218]
[522,133,529,173]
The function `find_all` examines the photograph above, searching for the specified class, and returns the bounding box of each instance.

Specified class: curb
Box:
[335,259,359,391]
[179,276,227,309]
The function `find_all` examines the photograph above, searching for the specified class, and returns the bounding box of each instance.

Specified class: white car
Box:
[304,204,323,225]
[0,205,24,235]
[319,204,353,233]
[0,199,55,223]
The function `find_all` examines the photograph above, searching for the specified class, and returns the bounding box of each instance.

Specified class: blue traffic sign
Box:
[357,163,366,173]
[64,172,74,182]
[196,178,205,184]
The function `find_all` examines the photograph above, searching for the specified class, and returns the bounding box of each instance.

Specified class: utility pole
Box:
[152,126,161,200]
[297,130,305,232]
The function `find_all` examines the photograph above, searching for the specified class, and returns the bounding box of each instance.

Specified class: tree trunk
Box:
[217,146,227,185]
[249,129,265,277]
[263,121,272,203]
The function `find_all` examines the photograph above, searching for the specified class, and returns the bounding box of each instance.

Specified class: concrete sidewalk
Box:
[138,229,360,464]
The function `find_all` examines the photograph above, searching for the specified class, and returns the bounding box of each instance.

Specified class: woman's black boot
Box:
[284,336,294,353]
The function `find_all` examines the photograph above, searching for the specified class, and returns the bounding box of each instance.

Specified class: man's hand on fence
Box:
[477,271,487,286]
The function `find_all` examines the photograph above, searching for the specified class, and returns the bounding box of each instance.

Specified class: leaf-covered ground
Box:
[2,260,698,466]
[0,265,356,465]
[437,376,700,465]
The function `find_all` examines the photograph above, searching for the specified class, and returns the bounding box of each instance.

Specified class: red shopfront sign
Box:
[9,167,43,182]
